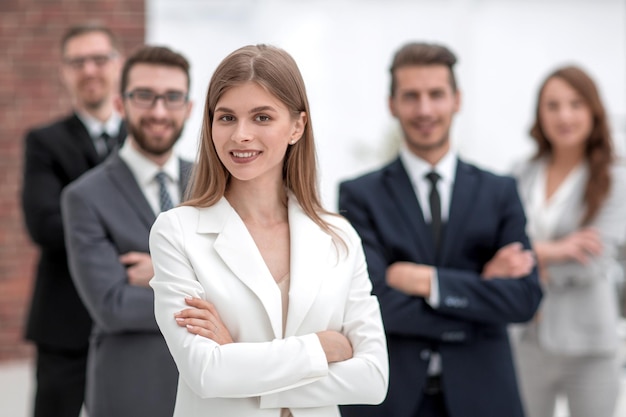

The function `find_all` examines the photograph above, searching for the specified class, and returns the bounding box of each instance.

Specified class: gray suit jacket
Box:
[514,158,626,355]
[61,153,192,417]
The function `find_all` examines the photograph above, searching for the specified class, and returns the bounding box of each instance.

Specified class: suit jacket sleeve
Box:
[339,180,477,341]
[545,164,626,287]
[434,177,542,325]
[62,182,159,333]
[22,129,68,250]
[339,174,542,342]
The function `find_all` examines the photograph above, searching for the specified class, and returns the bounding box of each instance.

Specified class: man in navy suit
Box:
[21,23,125,417]
[338,42,543,417]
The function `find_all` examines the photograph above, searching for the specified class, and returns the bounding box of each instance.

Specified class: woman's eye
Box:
[255,115,270,122]
[219,115,234,122]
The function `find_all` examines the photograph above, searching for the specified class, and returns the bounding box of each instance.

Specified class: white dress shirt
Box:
[399,146,457,223]
[76,110,122,148]
[118,141,181,215]
[399,145,458,306]
[399,146,458,375]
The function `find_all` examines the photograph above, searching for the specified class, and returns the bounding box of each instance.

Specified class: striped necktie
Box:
[155,172,174,212]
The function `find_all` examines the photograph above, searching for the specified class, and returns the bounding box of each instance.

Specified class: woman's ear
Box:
[290,111,307,144]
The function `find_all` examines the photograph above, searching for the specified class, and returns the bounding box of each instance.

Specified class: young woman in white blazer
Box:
[512,65,626,417]
[148,44,388,417]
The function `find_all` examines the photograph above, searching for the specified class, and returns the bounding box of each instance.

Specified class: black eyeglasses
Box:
[124,89,189,110]
[63,52,118,70]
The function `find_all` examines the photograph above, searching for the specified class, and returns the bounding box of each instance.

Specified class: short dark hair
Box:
[389,42,458,96]
[61,22,120,54]
[120,45,191,95]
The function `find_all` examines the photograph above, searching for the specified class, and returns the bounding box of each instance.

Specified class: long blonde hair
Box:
[185,44,343,244]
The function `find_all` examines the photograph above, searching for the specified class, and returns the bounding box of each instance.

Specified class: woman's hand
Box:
[175,297,234,345]
[535,227,602,265]
[316,330,353,363]
[556,227,602,264]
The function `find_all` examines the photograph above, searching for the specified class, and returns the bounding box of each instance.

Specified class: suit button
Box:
[420,349,431,361]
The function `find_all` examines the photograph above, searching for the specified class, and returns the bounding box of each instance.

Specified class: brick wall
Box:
[0,0,145,362]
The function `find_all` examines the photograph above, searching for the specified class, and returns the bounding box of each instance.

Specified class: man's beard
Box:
[129,119,183,157]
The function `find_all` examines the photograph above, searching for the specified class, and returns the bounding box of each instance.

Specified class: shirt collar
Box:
[118,139,180,188]
[399,145,457,185]
[75,110,122,139]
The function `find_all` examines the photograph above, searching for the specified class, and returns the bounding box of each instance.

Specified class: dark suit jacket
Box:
[338,157,543,417]
[61,153,192,417]
[21,113,125,349]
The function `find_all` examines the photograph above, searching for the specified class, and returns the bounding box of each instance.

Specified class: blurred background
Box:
[1,0,625,415]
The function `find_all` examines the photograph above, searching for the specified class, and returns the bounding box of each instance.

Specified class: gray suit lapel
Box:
[104,155,156,229]
[178,158,193,202]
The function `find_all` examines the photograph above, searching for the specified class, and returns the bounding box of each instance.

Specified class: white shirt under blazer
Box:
[149,195,389,417]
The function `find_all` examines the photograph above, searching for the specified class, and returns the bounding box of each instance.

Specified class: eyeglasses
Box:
[124,89,189,110]
[63,52,118,70]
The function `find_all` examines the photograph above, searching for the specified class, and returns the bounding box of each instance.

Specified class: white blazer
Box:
[149,196,388,417]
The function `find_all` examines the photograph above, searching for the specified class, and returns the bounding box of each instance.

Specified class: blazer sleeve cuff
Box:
[258,333,328,408]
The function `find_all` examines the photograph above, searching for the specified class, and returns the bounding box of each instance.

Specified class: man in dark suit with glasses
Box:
[21,22,126,417]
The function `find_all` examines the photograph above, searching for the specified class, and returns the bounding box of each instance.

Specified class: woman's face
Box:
[539,77,594,153]
[211,81,305,186]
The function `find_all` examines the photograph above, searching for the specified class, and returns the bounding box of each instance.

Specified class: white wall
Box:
[147,0,626,209]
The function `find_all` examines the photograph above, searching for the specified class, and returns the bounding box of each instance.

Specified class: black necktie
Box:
[155,172,174,212]
[97,132,116,158]
[425,171,442,251]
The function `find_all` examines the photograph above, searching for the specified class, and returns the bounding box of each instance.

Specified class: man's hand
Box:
[482,242,535,280]
[119,252,154,287]
[386,262,433,297]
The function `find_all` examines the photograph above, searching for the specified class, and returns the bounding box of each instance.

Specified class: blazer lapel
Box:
[384,158,436,262]
[67,114,100,167]
[440,159,479,264]
[105,155,156,229]
[208,199,283,339]
[284,197,331,337]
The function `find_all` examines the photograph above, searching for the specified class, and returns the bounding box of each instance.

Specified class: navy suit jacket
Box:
[338,157,542,417]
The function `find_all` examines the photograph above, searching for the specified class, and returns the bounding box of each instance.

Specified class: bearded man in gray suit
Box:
[61,45,194,417]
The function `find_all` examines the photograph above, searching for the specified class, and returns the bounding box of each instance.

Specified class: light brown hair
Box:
[185,44,342,243]
[530,65,614,224]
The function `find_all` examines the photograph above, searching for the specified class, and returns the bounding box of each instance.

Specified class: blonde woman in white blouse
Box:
[512,65,626,417]
[148,45,388,417]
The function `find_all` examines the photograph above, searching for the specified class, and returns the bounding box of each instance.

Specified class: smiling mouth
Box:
[231,151,260,158]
